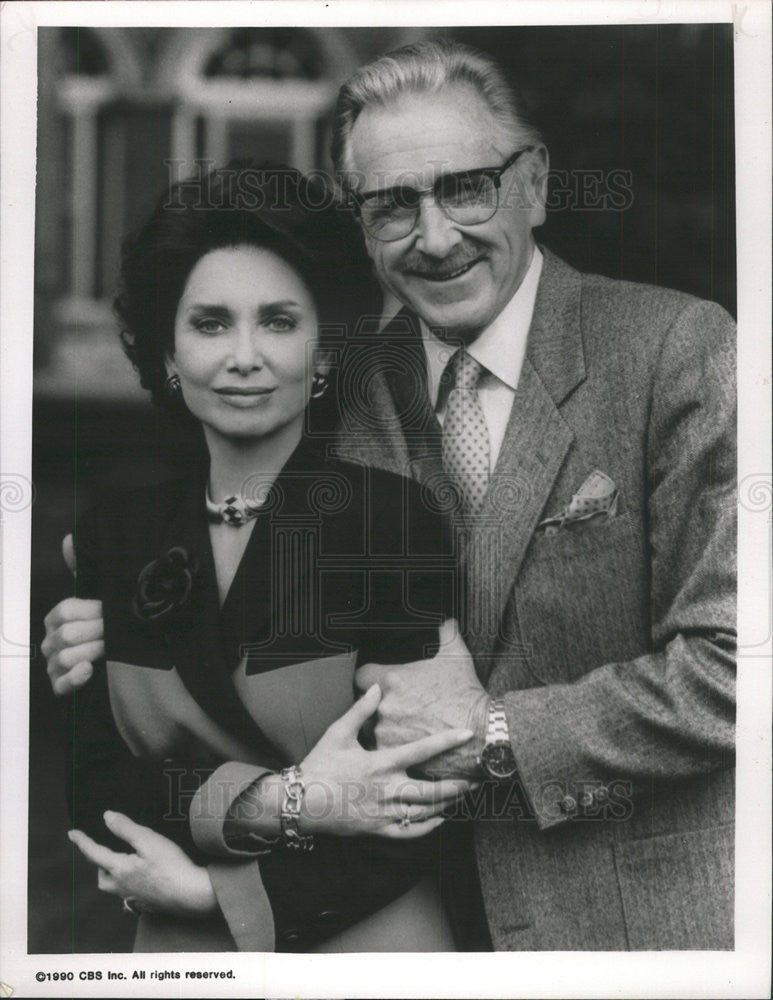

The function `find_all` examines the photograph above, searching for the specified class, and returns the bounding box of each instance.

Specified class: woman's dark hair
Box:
[115,159,378,413]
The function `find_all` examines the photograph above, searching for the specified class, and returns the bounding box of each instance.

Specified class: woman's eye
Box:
[195,318,226,335]
[266,314,297,332]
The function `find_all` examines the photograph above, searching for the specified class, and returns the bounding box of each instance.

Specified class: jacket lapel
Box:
[160,479,281,761]
[335,309,453,504]
[335,252,587,676]
[333,368,409,474]
[216,443,325,673]
[381,311,450,491]
[463,359,574,670]
[335,310,434,476]
[216,507,274,671]
[463,249,586,670]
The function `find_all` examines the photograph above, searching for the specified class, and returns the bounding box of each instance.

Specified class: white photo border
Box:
[1,2,770,998]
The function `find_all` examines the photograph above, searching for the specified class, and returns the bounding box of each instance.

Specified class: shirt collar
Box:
[421,247,543,404]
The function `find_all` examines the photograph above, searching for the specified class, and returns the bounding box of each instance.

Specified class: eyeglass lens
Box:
[360,170,500,241]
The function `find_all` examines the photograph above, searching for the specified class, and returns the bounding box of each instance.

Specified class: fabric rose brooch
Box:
[132,546,197,622]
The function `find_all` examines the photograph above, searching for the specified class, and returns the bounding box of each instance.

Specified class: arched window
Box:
[35,27,358,399]
[203,27,326,79]
[160,28,354,180]
[60,26,111,76]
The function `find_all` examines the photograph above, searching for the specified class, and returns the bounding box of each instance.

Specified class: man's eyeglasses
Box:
[350,147,534,243]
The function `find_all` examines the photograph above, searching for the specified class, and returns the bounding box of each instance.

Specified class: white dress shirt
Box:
[421,247,543,471]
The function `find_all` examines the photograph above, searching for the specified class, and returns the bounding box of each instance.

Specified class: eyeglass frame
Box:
[348,146,535,242]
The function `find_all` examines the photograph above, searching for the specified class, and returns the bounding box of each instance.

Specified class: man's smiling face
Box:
[349,84,546,341]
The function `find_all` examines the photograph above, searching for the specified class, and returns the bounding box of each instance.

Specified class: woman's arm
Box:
[62,480,471,949]
[188,475,474,949]
[59,509,224,857]
[61,589,471,948]
[68,812,216,919]
[58,595,466,949]
[213,685,471,844]
[67,689,473,949]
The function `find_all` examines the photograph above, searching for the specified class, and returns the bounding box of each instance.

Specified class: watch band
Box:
[479,697,518,780]
[486,698,510,744]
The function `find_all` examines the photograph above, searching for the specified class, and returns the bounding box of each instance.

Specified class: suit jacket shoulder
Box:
[580,266,733,365]
[530,247,735,427]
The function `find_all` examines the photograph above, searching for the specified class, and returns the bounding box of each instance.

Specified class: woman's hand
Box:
[299,684,477,840]
[68,811,217,919]
[42,535,104,696]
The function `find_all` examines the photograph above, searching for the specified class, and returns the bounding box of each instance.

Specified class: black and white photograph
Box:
[1,1,770,997]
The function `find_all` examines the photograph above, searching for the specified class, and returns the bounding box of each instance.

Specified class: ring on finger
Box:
[399,804,422,830]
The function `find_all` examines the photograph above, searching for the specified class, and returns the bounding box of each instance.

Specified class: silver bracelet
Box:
[279,765,314,852]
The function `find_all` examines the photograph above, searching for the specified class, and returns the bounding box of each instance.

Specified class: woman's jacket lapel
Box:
[158,476,282,765]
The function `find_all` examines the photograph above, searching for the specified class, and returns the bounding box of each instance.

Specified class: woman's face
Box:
[169,245,322,446]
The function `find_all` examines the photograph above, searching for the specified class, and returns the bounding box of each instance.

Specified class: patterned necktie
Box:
[441,348,491,518]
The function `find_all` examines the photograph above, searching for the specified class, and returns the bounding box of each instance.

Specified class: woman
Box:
[63,161,474,953]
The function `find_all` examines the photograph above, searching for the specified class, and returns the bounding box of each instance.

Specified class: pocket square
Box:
[538,470,619,536]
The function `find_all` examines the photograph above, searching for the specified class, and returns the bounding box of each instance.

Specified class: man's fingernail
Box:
[67,830,76,841]
[104,810,115,821]
[460,729,474,739]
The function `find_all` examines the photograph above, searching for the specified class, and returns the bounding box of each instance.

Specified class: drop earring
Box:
[310,372,329,399]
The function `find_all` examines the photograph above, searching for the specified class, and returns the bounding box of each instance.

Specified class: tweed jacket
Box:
[332,248,737,950]
[66,442,455,952]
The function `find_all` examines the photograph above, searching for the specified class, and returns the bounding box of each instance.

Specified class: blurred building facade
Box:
[34,26,427,398]
[34,24,735,401]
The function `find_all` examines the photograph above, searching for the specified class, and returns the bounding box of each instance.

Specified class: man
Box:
[44,39,736,950]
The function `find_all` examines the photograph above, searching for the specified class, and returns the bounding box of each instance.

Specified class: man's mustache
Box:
[399,243,484,279]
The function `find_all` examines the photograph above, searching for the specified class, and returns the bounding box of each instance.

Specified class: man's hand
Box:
[299,683,477,838]
[356,619,489,779]
[41,533,104,696]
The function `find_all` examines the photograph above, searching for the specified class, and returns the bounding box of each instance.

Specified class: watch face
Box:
[481,741,517,779]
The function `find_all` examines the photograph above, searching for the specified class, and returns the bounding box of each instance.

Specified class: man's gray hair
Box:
[331,38,543,188]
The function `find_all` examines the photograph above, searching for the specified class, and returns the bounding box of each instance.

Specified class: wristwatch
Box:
[478,698,518,780]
